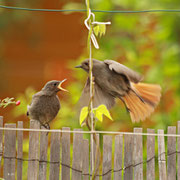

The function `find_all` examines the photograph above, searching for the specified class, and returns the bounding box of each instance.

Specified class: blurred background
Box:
[0,0,180,178]
[0,0,180,132]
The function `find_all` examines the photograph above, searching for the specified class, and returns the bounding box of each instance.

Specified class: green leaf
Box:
[93,24,106,37]
[79,106,88,125]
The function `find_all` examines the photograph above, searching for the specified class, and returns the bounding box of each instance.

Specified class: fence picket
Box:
[178,121,180,180]
[3,123,16,180]
[114,135,123,180]
[134,128,143,180]
[158,129,167,180]
[1,116,180,179]
[102,135,112,180]
[82,139,89,180]
[39,126,48,180]
[124,134,133,180]
[49,131,61,180]
[72,129,83,180]
[27,120,40,180]
[61,127,70,180]
[146,129,155,180]
[0,116,3,173]
[17,121,23,180]
[167,126,176,180]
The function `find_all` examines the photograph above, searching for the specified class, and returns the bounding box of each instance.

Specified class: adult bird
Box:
[27,79,67,129]
[76,59,161,123]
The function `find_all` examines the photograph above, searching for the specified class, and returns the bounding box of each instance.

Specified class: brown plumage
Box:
[76,59,161,123]
[27,80,67,129]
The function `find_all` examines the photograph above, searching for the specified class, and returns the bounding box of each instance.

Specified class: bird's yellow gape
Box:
[58,79,68,92]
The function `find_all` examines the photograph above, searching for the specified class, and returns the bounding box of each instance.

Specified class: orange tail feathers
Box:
[123,82,161,123]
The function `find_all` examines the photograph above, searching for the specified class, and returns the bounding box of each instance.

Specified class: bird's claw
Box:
[42,123,50,136]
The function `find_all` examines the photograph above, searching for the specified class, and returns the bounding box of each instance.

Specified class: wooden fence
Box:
[0,116,180,180]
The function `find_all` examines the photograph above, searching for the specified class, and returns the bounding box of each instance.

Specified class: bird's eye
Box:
[54,83,57,86]
[85,62,88,66]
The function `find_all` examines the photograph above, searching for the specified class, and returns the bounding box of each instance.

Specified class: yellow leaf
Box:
[93,25,100,37]
[79,106,88,125]
[95,111,103,122]
[96,104,113,121]
[93,24,106,37]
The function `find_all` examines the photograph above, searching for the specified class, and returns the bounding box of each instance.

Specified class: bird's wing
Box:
[79,77,115,110]
[104,60,143,83]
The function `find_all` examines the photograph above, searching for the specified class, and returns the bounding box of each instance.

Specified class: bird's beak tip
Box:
[75,65,82,68]
[58,79,68,92]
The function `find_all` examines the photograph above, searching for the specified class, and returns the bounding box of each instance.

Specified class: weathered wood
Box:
[114,135,123,180]
[90,134,100,180]
[124,134,133,180]
[146,129,155,180]
[17,121,23,180]
[102,135,112,180]
[178,121,180,180]
[3,123,16,180]
[82,139,89,180]
[61,127,70,180]
[133,128,143,180]
[72,129,83,180]
[167,126,176,180]
[158,129,167,180]
[0,116,3,172]
[38,126,48,180]
[27,120,40,180]
[49,131,61,180]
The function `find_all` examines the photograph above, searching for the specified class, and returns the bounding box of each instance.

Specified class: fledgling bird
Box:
[27,80,67,129]
[76,59,161,123]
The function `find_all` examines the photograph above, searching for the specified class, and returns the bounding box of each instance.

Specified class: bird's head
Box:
[42,79,68,94]
[75,59,89,72]
[75,59,102,73]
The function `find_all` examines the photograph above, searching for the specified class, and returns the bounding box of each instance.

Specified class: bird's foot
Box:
[42,123,50,136]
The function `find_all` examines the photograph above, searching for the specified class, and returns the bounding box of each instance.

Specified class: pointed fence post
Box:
[167,126,176,180]
[27,120,40,180]
[102,135,112,180]
[158,129,167,180]
[0,116,3,173]
[133,128,143,180]
[72,129,83,180]
[82,139,90,180]
[124,134,133,180]
[49,131,61,180]
[146,129,155,180]
[3,123,16,180]
[39,126,48,180]
[114,135,123,180]
[178,121,180,180]
[17,121,23,180]
[61,127,70,180]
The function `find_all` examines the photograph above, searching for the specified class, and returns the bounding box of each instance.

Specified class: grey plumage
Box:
[27,80,67,129]
[76,59,161,123]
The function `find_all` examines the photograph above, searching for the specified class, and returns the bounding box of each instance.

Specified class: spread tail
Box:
[123,82,161,122]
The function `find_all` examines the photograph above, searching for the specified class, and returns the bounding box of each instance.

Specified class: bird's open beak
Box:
[75,65,82,68]
[58,79,68,92]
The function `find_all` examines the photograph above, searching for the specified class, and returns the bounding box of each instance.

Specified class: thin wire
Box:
[1,151,179,176]
[0,127,180,137]
[0,5,180,13]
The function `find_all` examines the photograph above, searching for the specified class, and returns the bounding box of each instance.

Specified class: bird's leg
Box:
[40,122,50,136]
[119,96,131,113]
